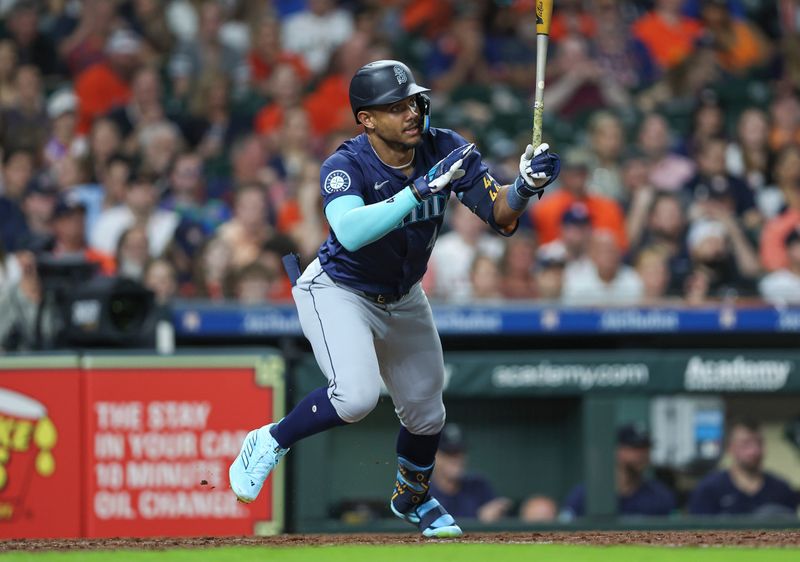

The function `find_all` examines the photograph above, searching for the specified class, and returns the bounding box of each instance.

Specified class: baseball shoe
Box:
[390,456,463,538]
[229,423,289,503]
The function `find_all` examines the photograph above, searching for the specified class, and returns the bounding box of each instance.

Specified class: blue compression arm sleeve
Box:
[325,188,419,252]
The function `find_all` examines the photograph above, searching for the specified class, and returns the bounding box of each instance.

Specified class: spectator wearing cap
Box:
[0,0,61,77]
[428,424,512,522]
[44,89,83,166]
[530,149,628,250]
[759,227,800,304]
[683,217,760,303]
[559,203,592,269]
[561,424,676,520]
[0,64,47,153]
[689,419,799,516]
[50,195,114,276]
[90,168,179,257]
[534,241,568,301]
[684,137,762,232]
[562,229,644,306]
[19,179,57,250]
[74,28,143,134]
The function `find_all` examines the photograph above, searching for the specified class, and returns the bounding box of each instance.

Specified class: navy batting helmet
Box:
[349,60,431,133]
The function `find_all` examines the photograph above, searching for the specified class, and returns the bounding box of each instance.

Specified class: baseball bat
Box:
[532,0,554,149]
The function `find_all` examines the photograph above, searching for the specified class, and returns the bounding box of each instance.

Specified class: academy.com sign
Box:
[492,362,650,390]
[684,356,793,391]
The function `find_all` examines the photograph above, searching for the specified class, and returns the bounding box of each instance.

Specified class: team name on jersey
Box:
[395,193,448,229]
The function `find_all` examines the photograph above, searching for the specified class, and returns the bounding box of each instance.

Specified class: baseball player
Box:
[230,60,560,537]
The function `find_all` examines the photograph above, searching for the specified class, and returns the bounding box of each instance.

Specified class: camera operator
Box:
[0,194,116,352]
[0,247,62,352]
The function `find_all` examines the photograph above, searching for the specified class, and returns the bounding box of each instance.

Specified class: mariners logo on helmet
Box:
[393,65,407,85]
[324,170,351,194]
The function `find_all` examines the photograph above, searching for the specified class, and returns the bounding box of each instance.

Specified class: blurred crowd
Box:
[2,0,800,331]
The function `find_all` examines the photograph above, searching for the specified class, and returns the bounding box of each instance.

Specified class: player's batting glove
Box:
[410,143,475,201]
[513,143,561,199]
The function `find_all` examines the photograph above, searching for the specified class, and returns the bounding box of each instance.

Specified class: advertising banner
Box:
[0,367,82,538]
[83,359,283,538]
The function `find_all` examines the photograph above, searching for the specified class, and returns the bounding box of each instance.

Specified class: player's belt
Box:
[357,290,405,305]
[332,280,407,305]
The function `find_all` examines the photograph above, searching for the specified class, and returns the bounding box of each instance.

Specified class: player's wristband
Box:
[510,175,544,205]
[409,176,431,202]
[506,178,531,212]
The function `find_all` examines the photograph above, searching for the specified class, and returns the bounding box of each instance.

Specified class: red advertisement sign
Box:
[0,369,82,538]
[84,367,277,537]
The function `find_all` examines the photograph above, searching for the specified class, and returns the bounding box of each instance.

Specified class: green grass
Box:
[2,544,799,562]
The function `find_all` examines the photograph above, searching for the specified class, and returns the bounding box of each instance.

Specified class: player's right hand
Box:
[410,143,475,201]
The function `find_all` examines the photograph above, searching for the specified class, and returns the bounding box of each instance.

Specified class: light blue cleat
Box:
[229,423,289,503]
[390,456,463,538]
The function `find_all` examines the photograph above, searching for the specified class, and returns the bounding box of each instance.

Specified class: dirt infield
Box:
[2,531,800,552]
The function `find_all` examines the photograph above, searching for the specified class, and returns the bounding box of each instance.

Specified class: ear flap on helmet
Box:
[417,93,431,134]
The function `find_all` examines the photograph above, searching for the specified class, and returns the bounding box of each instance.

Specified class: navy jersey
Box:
[688,470,799,516]
[317,128,505,296]
[562,480,676,518]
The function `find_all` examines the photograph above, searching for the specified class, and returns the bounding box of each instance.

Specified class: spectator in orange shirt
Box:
[530,149,628,250]
[768,90,800,152]
[700,0,771,74]
[51,195,115,276]
[254,62,306,144]
[304,33,385,140]
[761,146,800,272]
[549,0,596,43]
[74,29,143,134]
[248,16,310,95]
[632,0,703,71]
[402,0,453,39]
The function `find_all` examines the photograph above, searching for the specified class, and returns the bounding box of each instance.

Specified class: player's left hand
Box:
[515,143,560,198]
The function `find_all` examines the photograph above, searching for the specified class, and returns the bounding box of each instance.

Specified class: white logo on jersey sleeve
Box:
[324,170,351,194]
